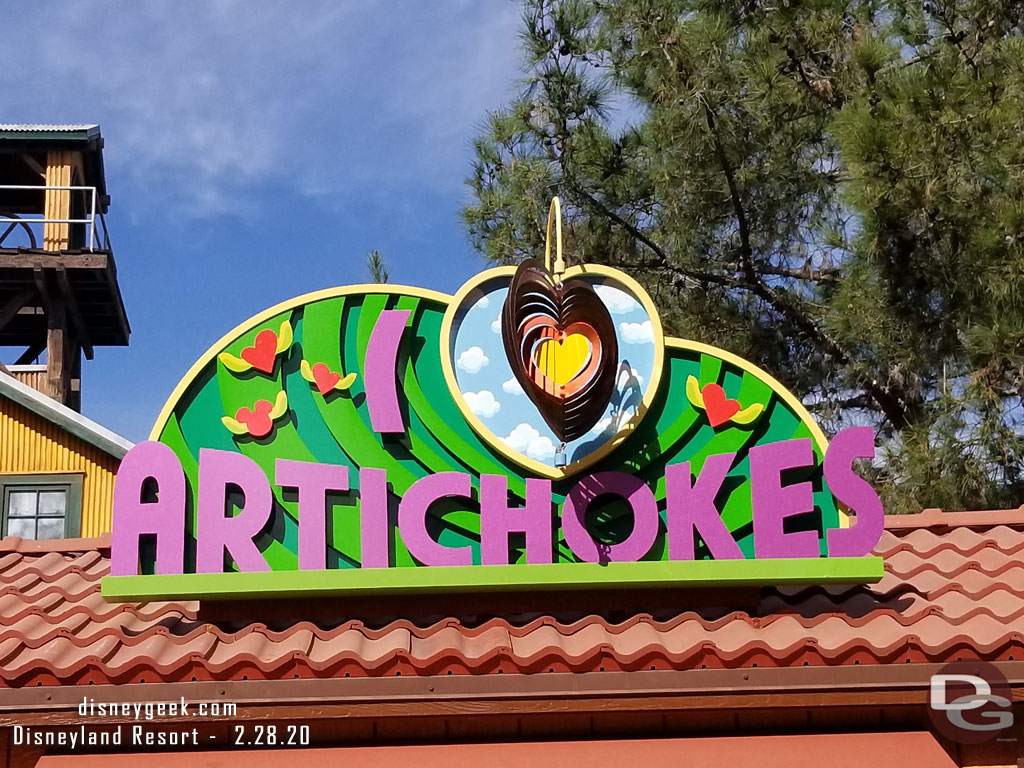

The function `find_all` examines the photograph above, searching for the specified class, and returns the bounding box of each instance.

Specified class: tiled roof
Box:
[1,509,1022,688]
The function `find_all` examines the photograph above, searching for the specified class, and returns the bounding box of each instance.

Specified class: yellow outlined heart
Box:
[438,264,667,479]
[148,274,841,521]
[533,333,591,387]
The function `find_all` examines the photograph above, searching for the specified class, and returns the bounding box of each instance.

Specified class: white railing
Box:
[0,185,110,252]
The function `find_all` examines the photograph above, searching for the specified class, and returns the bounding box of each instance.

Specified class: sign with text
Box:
[102,217,884,600]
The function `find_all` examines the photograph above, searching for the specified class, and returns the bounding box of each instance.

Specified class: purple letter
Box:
[666,454,744,561]
[562,472,659,563]
[196,449,272,573]
[825,427,885,557]
[365,309,411,433]
[275,459,349,570]
[751,438,819,558]
[398,472,473,566]
[359,467,390,568]
[110,442,186,576]
[480,475,553,565]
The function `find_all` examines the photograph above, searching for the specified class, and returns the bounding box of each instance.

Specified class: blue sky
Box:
[3,1,526,440]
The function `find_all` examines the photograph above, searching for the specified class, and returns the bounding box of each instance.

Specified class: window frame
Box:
[0,473,83,540]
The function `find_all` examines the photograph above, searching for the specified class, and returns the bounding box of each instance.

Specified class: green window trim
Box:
[0,473,83,540]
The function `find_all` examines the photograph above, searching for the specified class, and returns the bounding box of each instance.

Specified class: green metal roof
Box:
[0,124,100,141]
[0,124,109,206]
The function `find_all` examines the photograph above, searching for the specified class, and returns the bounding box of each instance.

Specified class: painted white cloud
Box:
[491,316,502,334]
[456,346,489,374]
[503,423,557,460]
[504,423,539,451]
[596,284,641,315]
[589,416,613,436]
[463,390,500,418]
[502,376,524,395]
[620,319,654,344]
[472,294,490,310]
[526,436,557,460]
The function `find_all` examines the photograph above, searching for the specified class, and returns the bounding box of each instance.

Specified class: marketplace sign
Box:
[101,204,884,601]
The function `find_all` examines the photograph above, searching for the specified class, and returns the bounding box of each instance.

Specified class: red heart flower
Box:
[235,399,274,437]
[240,329,278,374]
[701,383,741,428]
[311,362,341,395]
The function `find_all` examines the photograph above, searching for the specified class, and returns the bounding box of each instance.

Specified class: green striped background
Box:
[155,291,839,572]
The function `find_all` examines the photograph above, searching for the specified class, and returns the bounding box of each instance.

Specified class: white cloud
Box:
[473,294,490,310]
[463,390,500,418]
[3,2,526,440]
[491,317,502,334]
[596,284,641,315]
[502,423,557,460]
[620,319,654,344]
[589,416,613,436]
[502,377,524,395]
[456,346,489,374]
[5,2,521,216]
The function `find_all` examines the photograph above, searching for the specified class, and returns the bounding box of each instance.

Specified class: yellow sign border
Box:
[147,276,839,523]
[438,264,667,479]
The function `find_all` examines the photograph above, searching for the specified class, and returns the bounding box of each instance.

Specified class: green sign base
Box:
[101,557,883,602]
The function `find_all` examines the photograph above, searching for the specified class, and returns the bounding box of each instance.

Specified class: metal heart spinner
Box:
[501,259,618,444]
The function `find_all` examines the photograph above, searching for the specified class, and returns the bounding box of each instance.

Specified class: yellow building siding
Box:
[0,396,120,537]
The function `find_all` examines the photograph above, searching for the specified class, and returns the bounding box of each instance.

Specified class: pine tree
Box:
[366,250,390,284]
[463,0,1024,513]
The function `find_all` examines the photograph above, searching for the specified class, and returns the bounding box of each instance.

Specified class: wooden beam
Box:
[56,265,94,359]
[31,266,74,406]
[14,343,44,365]
[0,251,108,269]
[70,339,82,411]
[0,287,36,334]
[0,222,21,247]
[45,287,70,405]
[19,153,46,179]
[31,266,48,308]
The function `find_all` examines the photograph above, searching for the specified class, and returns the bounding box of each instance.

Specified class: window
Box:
[1,474,82,540]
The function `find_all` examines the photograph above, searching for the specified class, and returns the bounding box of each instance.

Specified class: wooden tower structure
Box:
[0,125,129,411]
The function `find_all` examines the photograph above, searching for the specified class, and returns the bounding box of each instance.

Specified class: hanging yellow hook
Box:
[544,196,566,279]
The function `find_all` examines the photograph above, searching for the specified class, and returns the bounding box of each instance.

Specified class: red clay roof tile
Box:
[2,510,1023,687]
